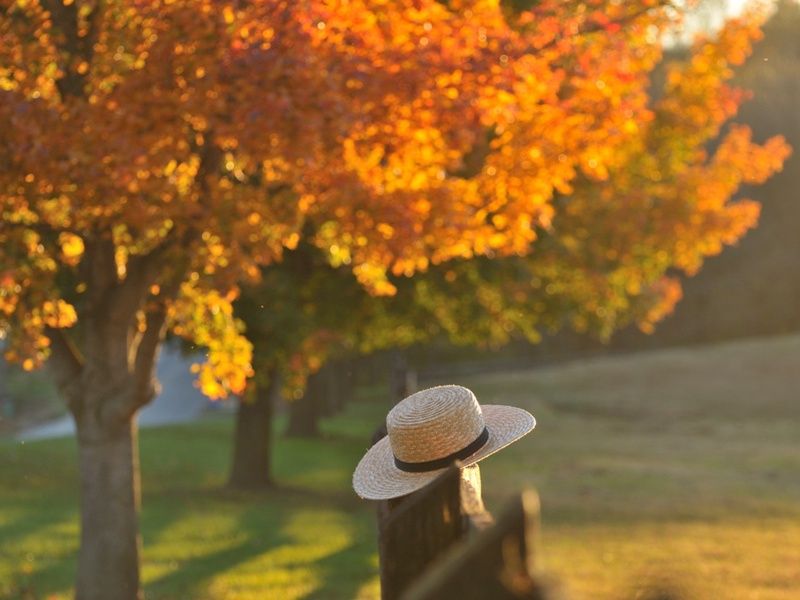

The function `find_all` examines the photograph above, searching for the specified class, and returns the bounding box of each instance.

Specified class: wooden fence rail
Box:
[376,463,479,600]
[404,490,563,600]
[375,465,683,600]
[376,459,556,600]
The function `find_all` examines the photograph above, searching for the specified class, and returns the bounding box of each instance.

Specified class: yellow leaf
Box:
[59,233,85,265]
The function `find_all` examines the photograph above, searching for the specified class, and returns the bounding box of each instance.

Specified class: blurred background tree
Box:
[227,9,790,489]
[633,0,800,345]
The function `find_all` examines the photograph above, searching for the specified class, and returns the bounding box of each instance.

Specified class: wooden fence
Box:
[375,461,682,600]
[375,461,563,600]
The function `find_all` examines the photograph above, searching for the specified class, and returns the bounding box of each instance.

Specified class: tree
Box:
[229,243,365,485]
[406,12,792,345]
[638,0,800,344]
[229,8,790,487]
[228,367,281,489]
[0,1,787,597]
[0,1,518,594]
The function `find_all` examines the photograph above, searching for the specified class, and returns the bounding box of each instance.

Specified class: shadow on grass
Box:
[2,495,190,599]
[0,503,75,550]
[145,533,279,598]
[143,485,376,600]
[302,513,378,600]
[4,554,77,600]
[0,493,78,597]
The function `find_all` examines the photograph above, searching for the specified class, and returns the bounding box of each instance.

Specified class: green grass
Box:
[2,334,799,599]
[0,410,382,600]
[0,365,62,433]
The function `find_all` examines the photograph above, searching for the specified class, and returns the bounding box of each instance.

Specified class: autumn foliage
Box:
[237,11,791,396]
[0,1,788,392]
[0,0,790,596]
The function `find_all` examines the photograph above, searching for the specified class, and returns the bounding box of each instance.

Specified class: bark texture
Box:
[229,371,281,488]
[75,414,142,600]
[45,239,179,599]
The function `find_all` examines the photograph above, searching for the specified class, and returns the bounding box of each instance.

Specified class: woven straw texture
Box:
[353,385,535,500]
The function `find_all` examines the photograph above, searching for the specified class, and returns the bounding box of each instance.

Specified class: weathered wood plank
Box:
[377,464,465,600]
[403,490,563,600]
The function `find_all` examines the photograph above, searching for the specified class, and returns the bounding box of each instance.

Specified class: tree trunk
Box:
[286,370,323,437]
[43,234,182,599]
[326,358,354,416]
[229,371,280,489]
[391,350,417,404]
[320,364,336,417]
[75,414,142,600]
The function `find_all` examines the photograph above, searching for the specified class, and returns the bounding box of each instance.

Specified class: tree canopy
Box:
[237,11,791,397]
[6,0,783,397]
[0,1,790,595]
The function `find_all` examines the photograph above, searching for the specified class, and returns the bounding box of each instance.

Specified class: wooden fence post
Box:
[403,490,563,600]
[376,462,491,600]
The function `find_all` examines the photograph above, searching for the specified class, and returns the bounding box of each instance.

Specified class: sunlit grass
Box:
[1,333,798,599]
[0,412,382,600]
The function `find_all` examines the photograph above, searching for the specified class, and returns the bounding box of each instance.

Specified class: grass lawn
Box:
[1,334,799,599]
[0,364,61,436]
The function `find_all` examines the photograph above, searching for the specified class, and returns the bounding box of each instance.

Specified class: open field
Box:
[1,334,799,599]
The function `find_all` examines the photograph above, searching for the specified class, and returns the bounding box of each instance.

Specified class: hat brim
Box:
[352,405,535,500]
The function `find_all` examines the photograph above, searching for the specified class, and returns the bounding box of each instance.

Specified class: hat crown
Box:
[387,385,485,464]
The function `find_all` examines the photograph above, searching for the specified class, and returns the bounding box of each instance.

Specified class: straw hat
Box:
[353,384,535,500]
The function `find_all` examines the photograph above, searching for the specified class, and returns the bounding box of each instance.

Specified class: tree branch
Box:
[40,0,102,101]
[129,270,185,412]
[130,305,169,409]
[109,236,176,328]
[45,326,84,415]
[100,260,187,427]
[0,220,77,238]
[82,237,118,315]
[134,260,188,397]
